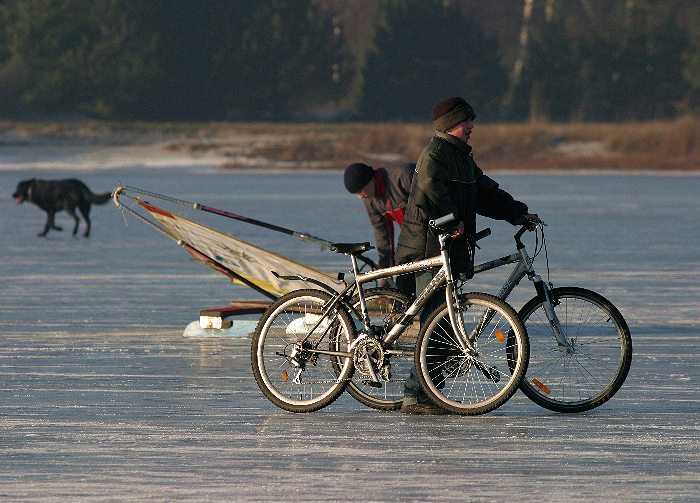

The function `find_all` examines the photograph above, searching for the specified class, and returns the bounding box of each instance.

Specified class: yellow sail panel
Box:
[137,200,340,296]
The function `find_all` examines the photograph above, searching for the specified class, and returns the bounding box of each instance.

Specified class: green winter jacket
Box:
[395,131,528,276]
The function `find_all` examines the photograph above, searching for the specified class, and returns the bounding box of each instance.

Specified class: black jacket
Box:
[395,131,528,276]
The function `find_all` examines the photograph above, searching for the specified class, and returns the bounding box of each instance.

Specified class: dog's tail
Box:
[89,192,113,205]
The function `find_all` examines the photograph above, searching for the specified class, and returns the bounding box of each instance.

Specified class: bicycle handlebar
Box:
[429,213,456,229]
[430,214,544,251]
[430,213,493,243]
[514,219,545,248]
[474,228,491,242]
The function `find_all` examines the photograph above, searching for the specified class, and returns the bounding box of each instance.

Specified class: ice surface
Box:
[1,155,698,501]
[182,320,257,338]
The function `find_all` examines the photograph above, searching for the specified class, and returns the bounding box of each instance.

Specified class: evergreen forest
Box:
[1,0,698,122]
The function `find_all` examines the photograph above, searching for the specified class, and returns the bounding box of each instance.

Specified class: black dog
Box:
[13,178,112,237]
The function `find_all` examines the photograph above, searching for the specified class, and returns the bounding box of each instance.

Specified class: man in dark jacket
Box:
[396,96,539,414]
[344,162,414,289]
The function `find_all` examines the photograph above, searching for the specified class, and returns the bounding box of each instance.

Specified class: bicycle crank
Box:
[353,338,385,387]
[473,360,501,383]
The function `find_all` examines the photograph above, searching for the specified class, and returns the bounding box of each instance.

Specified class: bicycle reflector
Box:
[495,329,506,342]
[532,379,551,394]
[281,371,289,382]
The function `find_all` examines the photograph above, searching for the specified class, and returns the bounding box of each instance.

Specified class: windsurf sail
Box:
[113,186,343,299]
[113,185,377,270]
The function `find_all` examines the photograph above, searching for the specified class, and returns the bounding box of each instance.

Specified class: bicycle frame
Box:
[361,234,482,354]
[473,226,571,350]
[289,226,477,370]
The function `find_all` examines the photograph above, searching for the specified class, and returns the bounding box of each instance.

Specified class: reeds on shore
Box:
[1,117,698,171]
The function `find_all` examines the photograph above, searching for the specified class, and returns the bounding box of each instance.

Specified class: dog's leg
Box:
[49,212,63,232]
[40,211,57,237]
[39,217,50,237]
[65,207,80,236]
[78,203,91,238]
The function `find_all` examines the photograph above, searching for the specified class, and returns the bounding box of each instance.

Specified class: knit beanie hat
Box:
[432,97,476,132]
[344,163,375,193]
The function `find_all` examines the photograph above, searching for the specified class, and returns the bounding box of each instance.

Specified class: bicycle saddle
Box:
[329,242,373,255]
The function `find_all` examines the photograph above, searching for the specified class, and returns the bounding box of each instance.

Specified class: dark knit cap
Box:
[432,97,476,132]
[344,163,375,193]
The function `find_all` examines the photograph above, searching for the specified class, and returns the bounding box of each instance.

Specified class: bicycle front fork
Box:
[534,279,574,351]
[442,281,477,353]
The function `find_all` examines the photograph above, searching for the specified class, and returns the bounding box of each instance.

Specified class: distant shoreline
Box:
[2,119,699,172]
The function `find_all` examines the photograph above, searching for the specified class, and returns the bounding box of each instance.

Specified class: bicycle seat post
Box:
[329,242,375,335]
[348,253,373,336]
[349,253,361,278]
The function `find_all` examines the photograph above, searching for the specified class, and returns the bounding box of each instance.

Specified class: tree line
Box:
[1,0,698,122]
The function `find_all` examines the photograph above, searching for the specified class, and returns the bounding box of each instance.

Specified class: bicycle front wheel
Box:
[518,287,632,413]
[344,287,414,411]
[251,289,356,413]
[415,292,529,415]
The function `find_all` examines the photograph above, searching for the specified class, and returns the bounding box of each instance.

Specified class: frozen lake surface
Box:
[1,157,698,501]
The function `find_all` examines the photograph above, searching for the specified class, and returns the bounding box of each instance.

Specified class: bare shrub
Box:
[2,118,699,170]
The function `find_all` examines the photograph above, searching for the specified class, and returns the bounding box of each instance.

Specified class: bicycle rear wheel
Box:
[251,289,355,413]
[415,292,529,415]
[518,287,632,413]
[343,287,414,411]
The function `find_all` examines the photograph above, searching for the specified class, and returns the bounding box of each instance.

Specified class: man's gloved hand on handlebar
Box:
[513,214,542,231]
[453,220,465,238]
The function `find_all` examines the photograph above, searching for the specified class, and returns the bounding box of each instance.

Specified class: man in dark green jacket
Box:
[396,96,539,414]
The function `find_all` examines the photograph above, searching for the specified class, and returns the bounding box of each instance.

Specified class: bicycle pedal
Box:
[362,379,383,388]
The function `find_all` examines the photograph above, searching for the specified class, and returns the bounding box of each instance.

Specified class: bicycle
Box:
[250,214,529,415]
[343,221,632,413]
[491,222,632,412]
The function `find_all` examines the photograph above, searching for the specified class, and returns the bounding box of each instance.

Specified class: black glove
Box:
[513,214,540,231]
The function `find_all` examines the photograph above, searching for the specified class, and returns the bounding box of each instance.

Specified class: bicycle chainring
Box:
[353,338,385,377]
